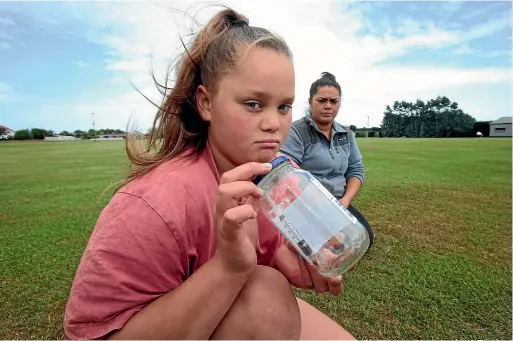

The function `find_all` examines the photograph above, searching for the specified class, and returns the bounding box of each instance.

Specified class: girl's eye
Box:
[279,105,293,114]
[244,102,262,111]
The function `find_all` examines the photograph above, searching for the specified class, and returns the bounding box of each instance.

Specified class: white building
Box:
[0,125,15,140]
[44,135,79,142]
[489,117,512,138]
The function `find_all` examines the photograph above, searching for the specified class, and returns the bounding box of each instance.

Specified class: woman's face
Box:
[196,47,295,173]
[309,86,341,127]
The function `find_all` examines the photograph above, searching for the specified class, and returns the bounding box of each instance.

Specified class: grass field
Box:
[0,138,511,340]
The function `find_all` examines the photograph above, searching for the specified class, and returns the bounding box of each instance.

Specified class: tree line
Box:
[5,95,490,141]
[379,96,482,138]
[11,128,126,140]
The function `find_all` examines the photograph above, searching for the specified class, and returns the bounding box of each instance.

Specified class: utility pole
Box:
[366,115,370,137]
[92,112,96,141]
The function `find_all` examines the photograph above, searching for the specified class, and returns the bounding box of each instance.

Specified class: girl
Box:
[64,8,355,340]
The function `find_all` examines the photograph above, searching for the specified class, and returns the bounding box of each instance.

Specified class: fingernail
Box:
[264,163,272,168]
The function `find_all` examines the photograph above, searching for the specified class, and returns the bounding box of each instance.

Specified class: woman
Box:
[280,72,374,248]
[64,9,355,340]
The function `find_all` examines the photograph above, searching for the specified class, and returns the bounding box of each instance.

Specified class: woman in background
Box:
[281,72,374,249]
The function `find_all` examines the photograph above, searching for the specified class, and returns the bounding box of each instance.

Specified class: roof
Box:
[490,116,512,125]
[0,125,14,131]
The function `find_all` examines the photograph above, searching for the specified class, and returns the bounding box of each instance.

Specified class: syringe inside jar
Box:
[267,176,316,260]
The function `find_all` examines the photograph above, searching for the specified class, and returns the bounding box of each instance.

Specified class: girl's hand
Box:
[272,242,344,296]
[213,162,271,275]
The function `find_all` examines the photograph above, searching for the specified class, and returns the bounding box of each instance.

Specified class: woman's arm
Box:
[339,177,362,208]
[109,255,250,340]
[341,133,364,207]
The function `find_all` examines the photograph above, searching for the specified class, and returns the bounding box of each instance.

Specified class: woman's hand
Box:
[338,197,351,208]
[272,242,344,296]
[213,162,272,276]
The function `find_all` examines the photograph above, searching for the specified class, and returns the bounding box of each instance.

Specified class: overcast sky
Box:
[0,0,511,132]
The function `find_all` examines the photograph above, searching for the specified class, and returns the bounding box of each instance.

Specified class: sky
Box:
[0,0,511,132]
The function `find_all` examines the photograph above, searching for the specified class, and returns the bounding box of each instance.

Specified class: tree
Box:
[14,129,31,140]
[87,129,97,139]
[9,127,128,139]
[380,96,475,138]
[349,125,357,132]
[73,130,85,138]
[30,128,45,139]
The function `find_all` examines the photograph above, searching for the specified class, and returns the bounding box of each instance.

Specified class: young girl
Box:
[64,8,355,340]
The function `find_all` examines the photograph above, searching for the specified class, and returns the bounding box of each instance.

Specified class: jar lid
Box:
[253,155,290,185]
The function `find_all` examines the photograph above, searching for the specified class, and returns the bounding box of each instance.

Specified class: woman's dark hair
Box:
[122,7,292,186]
[308,72,341,100]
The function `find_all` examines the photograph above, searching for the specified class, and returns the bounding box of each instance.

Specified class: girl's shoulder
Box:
[105,147,220,233]
[119,148,219,200]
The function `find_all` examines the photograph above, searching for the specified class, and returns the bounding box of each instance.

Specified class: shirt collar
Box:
[305,114,347,134]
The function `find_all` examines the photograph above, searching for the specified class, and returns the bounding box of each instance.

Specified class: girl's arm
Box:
[109,254,250,340]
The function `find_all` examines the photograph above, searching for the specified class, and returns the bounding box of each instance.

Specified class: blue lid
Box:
[253,155,290,185]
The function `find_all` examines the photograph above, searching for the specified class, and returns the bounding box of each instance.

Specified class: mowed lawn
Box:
[0,138,511,340]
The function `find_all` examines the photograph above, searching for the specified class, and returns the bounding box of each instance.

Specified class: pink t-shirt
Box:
[64,146,285,340]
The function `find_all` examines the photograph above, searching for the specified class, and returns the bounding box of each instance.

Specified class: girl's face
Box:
[309,86,341,127]
[197,47,295,174]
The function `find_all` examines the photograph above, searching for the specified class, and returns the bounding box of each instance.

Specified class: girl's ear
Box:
[196,85,211,122]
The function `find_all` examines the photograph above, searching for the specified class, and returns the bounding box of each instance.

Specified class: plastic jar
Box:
[254,156,370,277]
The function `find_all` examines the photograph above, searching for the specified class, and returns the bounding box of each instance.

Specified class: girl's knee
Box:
[212,266,301,340]
[240,266,301,338]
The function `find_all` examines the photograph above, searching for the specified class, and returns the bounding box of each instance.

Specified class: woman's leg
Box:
[348,205,374,249]
[297,298,356,340]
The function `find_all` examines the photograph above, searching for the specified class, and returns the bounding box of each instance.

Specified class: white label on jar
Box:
[270,182,333,257]
[309,176,359,225]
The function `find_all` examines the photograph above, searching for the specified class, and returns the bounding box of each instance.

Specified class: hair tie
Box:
[231,19,249,27]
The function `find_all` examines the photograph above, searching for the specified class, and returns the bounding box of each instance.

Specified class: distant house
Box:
[44,135,79,142]
[489,117,512,137]
[0,125,15,140]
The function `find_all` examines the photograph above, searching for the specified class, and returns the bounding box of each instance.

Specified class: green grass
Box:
[1,138,511,340]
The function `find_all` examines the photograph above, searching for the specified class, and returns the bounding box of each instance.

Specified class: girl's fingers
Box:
[219,204,257,241]
[220,162,271,184]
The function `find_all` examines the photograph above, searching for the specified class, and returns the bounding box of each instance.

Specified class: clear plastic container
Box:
[254,156,370,277]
